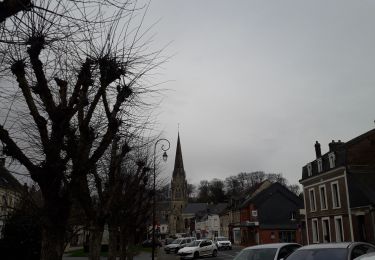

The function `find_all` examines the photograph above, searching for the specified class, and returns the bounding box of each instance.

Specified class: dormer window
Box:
[291,211,296,221]
[307,163,312,177]
[317,158,323,173]
[328,152,335,168]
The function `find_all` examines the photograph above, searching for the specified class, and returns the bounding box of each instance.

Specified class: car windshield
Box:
[286,249,347,260]
[233,248,278,260]
[171,238,183,244]
[216,237,228,241]
[187,241,201,247]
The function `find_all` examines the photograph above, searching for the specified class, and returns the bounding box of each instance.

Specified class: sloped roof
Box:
[0,165,22,191]
[250,182,303,208]
[207,203,228,215]
[183,203,207,214]
[240,180,273,208]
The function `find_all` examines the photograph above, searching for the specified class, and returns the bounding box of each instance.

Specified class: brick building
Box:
[239,181,304,246]
[300,129,375,245]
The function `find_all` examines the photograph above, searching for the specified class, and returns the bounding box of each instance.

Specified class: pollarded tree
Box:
[0,1,164,259]
[0,0,32,23]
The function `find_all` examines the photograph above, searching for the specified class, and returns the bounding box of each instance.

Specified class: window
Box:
[307,163,312,176]
[312,218,319,243]
[351,245,375,259]
[279,231,296,243]
[252,210,258,217]
[334,216,344,242]
[322,217,331,243]
[291,211,296,221]
[309,188,317,212]
[328,152,336,168]
[331,181,341,208]
[317,158,323,173]
[319,185,328,210]
[278,245,301,259]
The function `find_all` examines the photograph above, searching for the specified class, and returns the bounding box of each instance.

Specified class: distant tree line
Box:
[187,171,300,204]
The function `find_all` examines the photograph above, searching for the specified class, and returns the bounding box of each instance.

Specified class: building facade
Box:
[239,181,304,246]
[300,129,375,245]
[0,158,22,236]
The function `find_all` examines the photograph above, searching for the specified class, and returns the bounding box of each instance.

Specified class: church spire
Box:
[173,132,184,174]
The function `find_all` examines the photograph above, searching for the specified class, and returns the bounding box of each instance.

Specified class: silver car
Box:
[286,242,375,260]
[233,243,301,260]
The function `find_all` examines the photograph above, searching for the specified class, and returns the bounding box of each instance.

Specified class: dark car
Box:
[285,242,375,260]
[141,238,162,248]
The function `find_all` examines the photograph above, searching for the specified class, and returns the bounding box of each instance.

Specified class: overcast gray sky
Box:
[142,0,375,186]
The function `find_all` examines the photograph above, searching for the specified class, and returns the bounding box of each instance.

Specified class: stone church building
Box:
[168,133,188,234]
[156,132,227,237]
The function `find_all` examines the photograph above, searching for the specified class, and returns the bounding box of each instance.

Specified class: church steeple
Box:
[169,131,188,235]
[173,133,184,175]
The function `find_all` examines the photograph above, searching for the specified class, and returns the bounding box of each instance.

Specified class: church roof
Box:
[182,203,208,214]
[173,133,184,177]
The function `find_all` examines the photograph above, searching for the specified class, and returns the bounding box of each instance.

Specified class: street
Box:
[158,246,242,260]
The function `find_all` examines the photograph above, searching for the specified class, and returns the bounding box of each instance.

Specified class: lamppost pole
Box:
[152,138,170,260]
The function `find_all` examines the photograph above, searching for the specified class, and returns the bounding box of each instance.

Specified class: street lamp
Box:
[152,138,170,260]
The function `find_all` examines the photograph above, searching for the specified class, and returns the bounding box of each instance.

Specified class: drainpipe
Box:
[303,188,310,245]
[344,169,354,241]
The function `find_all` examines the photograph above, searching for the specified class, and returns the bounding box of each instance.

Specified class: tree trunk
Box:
[40,224,66,260]
[88,224,104,260]
[108,224,118,260]
[119,228,128,260]
[126,234,136,260]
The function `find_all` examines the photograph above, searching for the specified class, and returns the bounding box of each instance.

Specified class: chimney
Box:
[329,140,345,151]
[329,140,335,151]
[314,141,321,158]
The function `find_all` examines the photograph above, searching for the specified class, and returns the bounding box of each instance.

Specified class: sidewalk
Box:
[62,251,153,260]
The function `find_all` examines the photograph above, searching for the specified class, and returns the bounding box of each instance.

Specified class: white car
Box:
[164,237,196,254]
[233,243,301,260]
[177,239,218,259]
[214,236,232,250]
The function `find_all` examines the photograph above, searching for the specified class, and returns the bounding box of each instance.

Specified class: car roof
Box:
[243,243,301,250]
[297,242,365,250]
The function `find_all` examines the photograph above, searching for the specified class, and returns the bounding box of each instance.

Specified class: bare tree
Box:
[0,0,32,23]
[0,1,164,259]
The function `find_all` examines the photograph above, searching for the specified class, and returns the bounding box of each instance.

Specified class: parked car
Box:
[355,252,375,260]
[214,236,232,250]
[164,237,196,254]
[286,242,375,260]
[177,239,218,259]
[165,237,175,245]
[233,243,301,260]
[141,238,162,248]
